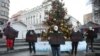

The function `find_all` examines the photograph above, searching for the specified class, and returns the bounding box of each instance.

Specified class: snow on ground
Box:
[35,41,86,51]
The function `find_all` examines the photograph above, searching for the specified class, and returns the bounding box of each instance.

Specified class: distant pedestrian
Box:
[3,22,18,51]
[70,27,83,56]
[86,27,96,52]
[48,25,65,56]
[26,29,37,54]
[0,30,3,38]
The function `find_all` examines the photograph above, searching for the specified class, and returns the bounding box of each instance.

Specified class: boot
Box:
[7,48,10,52]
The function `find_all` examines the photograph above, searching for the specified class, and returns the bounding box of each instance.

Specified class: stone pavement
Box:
[0,50,92,56]
[0,38,100,56]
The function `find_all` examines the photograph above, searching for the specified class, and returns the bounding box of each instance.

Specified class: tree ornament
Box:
[54,18,56,21]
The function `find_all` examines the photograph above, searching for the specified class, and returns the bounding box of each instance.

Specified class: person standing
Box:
[3,22,18,51]
[26,29,37,54]
[48,25,65,56]
[0,30,3,38]
[70,27,83,56]
[86,27,96,52]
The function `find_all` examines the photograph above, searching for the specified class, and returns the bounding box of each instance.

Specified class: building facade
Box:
[11,0,80,34]
[11,21,27,39]
[0,0,10,26]
[20,0,52,34]
[11,11,25,21]
[83,13,93,24]
[92,0,100,24]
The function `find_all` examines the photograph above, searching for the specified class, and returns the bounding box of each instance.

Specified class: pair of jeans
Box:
[51,45,60,56]
[71,42,79,55]
[86,39,94,52]
[28,42,36,53]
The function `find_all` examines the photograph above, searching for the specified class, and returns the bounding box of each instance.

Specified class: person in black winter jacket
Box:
[86,27,96,52]
[48,25,65,56]
[70,27,83,56]
[0,30,3,38]
[26,29,37,54]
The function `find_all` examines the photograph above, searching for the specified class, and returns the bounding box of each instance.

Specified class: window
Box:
[5,4,8,7]
[95,20,98,23]
[26,18,27,24]
[4,12,7,17]
[45,6,47,9]
[31,16,32,19]
[34,15,35,18]
[0,11,8,17]
[1,11,4,16]
[26,18,27,20]
[5,0,9,3]
[33,18,35,24]
[31,18,33,24]
[36,14,38,17]
[28,17,30,19]
[1,2,5,7]
[37,19,38,24]
[0,10,1,15]
[8,0,10,3]
[0,21,4,25]
[1,2,9,9]
[40,15,41,19]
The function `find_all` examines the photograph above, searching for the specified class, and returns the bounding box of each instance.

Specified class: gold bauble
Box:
[61,23,63,26]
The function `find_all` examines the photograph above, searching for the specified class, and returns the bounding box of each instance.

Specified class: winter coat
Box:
[86,30,96,42]
[26,30,37,42]
[48,31,65,45]
[70,31,83,42]
[0,31,3,38]
[3,26,18,39]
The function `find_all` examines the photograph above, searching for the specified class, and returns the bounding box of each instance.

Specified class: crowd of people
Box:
[0,22,97,56]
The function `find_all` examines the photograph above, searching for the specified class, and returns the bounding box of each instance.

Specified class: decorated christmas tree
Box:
[42,0,72,40]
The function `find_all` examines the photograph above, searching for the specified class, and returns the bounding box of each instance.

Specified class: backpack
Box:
[26,30,37,42]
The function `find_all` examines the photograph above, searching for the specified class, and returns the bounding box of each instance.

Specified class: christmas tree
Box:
[42,0,72,40]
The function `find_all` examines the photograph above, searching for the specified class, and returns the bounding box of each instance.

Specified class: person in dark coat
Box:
[3,22,18,51]
[26,29,37,54]
[86,27,96,52]
[48,25,65,56]
[70,27,83,56]
[0,30,3,38]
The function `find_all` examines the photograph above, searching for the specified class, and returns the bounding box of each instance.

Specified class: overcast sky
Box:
[9,0,92,24]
